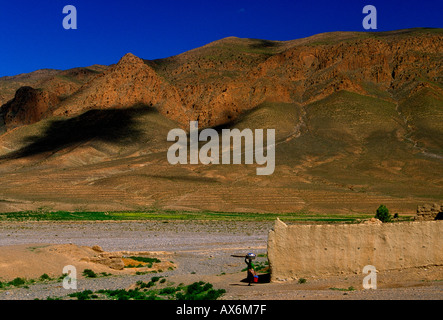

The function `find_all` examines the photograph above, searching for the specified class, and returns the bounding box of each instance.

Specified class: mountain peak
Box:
[117,53,144,65]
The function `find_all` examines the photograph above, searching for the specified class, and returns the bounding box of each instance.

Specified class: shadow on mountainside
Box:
[0,104,156,160]
[248,39,280,49]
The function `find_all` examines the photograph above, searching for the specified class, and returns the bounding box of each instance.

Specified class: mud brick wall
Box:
[267,219,443,281]
[415,203,443,221]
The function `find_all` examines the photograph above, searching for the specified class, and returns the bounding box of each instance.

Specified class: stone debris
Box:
[362,217,383,225]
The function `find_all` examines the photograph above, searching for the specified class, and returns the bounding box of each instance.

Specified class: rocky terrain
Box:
[0,220,441,300]
[0,28,441,214]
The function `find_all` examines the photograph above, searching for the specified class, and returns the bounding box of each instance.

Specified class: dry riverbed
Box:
[0,220,441,300]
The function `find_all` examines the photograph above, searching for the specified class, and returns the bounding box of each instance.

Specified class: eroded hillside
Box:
[0,28,441,214]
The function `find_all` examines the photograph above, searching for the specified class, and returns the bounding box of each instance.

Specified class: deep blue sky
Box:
[0,0,441,77]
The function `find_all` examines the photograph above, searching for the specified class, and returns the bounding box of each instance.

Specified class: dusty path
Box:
[0,220,441,300]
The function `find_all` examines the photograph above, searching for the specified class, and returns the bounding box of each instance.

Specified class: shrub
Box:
[159,287,179,295]
[68,290,93,300]
[70,281,225,301]
[98,288,162,300]
[39,273,51,281]
[10,277,26,286]
[137,280,155,289]
[127,256,161,264]
[375,205,391,222]
[175,281,225,300]
[82,269,98,278]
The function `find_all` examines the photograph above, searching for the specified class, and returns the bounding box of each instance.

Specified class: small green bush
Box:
[39,273,51,281]
[68,290,93,300]
[10,277,26,286]
[137,280,155,289]
[159,287,179,295]
[175,281,225,300]
[82,269,98,278]
[375,205,391,222]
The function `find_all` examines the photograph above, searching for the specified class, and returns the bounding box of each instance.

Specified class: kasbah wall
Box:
[267,218,443,282]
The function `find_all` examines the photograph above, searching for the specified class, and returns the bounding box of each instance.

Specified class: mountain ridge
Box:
[0,28,441,214]
[1,28,442,129]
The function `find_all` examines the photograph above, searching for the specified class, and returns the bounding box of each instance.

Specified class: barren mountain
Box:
[0,28,441,214]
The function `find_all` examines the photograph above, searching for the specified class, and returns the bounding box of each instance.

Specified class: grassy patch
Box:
[175,281,225,300]
[127,256,161,264]
[329,286,356,292]
[0,273,65,290]
[68,290,97,300]
[0,209,374,223]
[123,256,162,269]
[58,279,225,301]
[135,270,159,275]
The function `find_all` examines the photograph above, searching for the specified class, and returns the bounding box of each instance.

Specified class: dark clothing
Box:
[245,257,256,285]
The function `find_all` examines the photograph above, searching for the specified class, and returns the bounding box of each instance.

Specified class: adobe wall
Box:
[267,219,443,282]
[415,203,443,220]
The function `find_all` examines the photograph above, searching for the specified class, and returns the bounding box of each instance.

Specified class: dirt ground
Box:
[0,220,441,300]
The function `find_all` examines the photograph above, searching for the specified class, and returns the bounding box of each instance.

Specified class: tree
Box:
[375,205,391,223]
